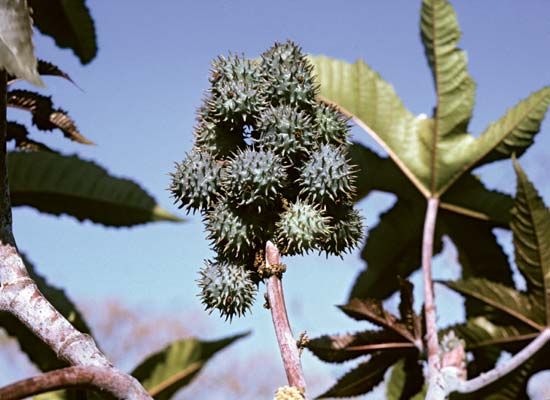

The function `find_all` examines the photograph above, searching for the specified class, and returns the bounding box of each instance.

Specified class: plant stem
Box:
[0,366,152,400]
[265,241,307,394]
[0,69,152,399]
[456,328,550,393]
[422,197,440,375]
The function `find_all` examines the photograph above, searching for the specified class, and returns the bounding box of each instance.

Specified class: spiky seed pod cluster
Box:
[299,144,356,203]
[257,105,315,159]
[171,40,363,319]
[276,200,331,256]
[261,41,318,108]
[224,149,286,210]
[170,151,221,213]
[314,103,350,145]
[198,260,257,320]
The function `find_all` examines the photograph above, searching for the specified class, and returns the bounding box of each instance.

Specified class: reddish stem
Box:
[422,197,440,375]
[265,241,307,393]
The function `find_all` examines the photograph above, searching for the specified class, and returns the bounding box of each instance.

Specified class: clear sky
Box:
[5,1,550,398]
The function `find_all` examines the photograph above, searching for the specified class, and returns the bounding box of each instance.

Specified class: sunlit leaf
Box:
[132,332,248,399]
[0,0,42,85]
[511,160,550,322]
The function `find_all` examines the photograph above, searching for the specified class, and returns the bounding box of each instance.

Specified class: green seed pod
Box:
[170,151,221,213]
[261,41,318,107]
[224,148,286,210]
[256,105,314,159]
[314,103,350,146]
[323,205,364,256]
[208,55,266,125]
[276,200,331,256]
[205,202,263,261]
[299,144,355,203]
[198,260,257,320]
[194,117,245,158]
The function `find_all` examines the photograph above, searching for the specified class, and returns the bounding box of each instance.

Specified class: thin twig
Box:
[0,366,151,400]
[422,197,440,375]
[265,241,307,394]
[457,328,550,393]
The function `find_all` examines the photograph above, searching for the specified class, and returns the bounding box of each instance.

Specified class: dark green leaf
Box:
[28,0,97,64]
[350,199,443,300]
[441,174,513,227]
[307,330,412,364]
[339,299,415,343]
[132,332,249,400]
[8,151,182,227]
[317,353,400,399]
[442,278,543,330]
[386,357,425,400]
[0,253,91,372]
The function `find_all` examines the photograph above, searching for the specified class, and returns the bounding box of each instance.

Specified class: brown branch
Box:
[422,197,440,375]
[265,241,307,394]
[0,69,151,398]
[0,366,151,400]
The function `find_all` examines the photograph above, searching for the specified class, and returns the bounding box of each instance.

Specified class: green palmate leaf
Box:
[420,0,475,138]
[398,279,422,341]
[350,198,444,300]
[339,299,415,343]
[0,254,92,372]
[441,174,513,226]
[453,317,537,350]
[8,151,182,226]
[0,0,42,86]
[317,353,401,399]
[310,55,434,197]
[307,330,412,364]
[132,332,248,400]
[442,278,544,330]
[386,358,426,400]
[310,19,548,197]
[348,143,417,203]
[476,88,550,166]
[28,0,97,64]
[7,89,93,144]
[512,160,550,322]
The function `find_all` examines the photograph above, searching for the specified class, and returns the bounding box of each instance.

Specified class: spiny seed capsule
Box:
[198,260,257,320]
[170,151,221,213]
[314,103,350,146]
[276,200,331,256]
[299,144,355,203]
[323,206,364,256]
[208,80,265,124]
[205,202,263,261]
[261,41,318,107]
[256,105,314,159]
[194,117,245,157]
[224,148,286,210]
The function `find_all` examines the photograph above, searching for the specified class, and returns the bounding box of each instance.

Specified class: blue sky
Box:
[5,1,550,398]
